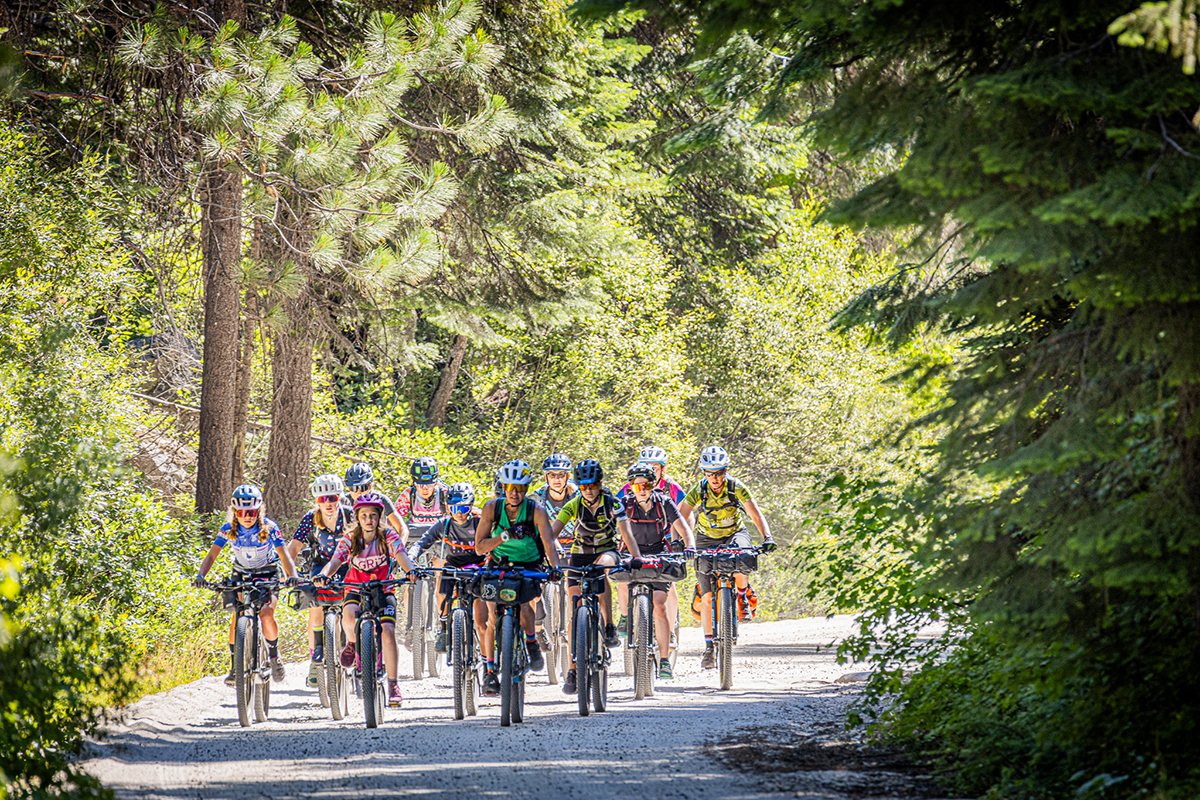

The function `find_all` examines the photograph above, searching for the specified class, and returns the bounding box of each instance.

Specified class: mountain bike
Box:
[438,565,484,720]
[204,577,279,727]
[404,552,439,680]
[566,563,619,717]
[541,564,570,685]
[293,580,349,720]
[696,546,762,690]
[327,576,408,728]
[473,566,549,727]
[614,555,688,700]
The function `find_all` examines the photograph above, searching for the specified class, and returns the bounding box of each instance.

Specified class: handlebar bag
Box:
[695,551,758,576]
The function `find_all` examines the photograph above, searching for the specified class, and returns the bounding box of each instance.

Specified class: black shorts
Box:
[695,530,752,595]
[440,552,485,596]
[346,591,397,625]
[567,550,618,588]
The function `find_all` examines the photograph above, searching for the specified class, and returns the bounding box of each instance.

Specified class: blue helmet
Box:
[231,484,263,510]
[345,462,374,489]
[573,459,603,485]
[542,453,572,472]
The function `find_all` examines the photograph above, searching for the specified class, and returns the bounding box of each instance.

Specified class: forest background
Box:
[1,1,1198,800]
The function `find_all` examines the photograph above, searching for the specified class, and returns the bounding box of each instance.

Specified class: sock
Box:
[525,632,537,643]
[229,643,236,669]
[705,635,714,646]
[266,638,279,658]
[487,658,496,673]
[312,631,324,660]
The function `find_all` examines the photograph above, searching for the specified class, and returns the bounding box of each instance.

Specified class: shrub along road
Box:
[86,616,954,799]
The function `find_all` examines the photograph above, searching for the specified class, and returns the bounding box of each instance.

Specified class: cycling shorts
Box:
[568,550,618,588]
[694,529,752,595]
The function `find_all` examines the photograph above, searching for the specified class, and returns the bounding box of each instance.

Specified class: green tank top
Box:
[492,498,541,563]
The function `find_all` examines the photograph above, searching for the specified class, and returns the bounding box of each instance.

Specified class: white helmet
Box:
[310,473,345,499]
[639,445,668,466]
[496,459,533,486]
[698,446,730,471]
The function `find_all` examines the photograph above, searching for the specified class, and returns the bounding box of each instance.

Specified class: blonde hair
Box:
[312,502,343,532]
[227,504,270,542]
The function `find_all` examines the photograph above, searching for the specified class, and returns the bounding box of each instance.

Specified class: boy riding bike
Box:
[550,459,642,695]
[677,446,776,669]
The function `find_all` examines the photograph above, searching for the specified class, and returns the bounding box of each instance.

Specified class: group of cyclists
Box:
[193,445,776,713]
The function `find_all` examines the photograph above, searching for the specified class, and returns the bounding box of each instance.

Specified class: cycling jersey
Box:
[490,498,542,563]
[556,490,625,554]
[412,515,480,559]
[395,482,450,542]
[292,508,348,564]
[683,477,755,540]
[215,518,285,571]
[531,482,580,546]
[621,491,682,554]
[617,478,685,506]
[333,527,405,583]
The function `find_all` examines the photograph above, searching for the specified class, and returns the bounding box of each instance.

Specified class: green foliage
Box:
[1111,1,1200,76]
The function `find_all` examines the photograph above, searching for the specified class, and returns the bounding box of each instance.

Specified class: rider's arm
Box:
[274,544,299,580]
[743,498,772,543]
[390,512,410,545]
[533,506,561,569]
[318,553,345,578]
[410,520,441,561]
[671,516,695,549]
[196,542,224,580]
[475,500,502,555]
[617,519,642,559]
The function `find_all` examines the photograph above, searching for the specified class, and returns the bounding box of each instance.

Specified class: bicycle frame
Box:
[204,577,279,727]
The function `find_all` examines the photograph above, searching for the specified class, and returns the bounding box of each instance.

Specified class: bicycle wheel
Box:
[634,592,652,700]
[593,658,608,713]
[326,611,345,721]
[425,593,439,678]
[544,584,558,685]
[500,612,516,727]
[718,586,734,690]
[361,619,379,728]
[511,630,525,725]
[452,609,467,720]
[234,615,252,728]
[575,604,591,717]
[410,581,425,680]
[317,627,329,708]
[254,634,270,722]
[670,612,680,671]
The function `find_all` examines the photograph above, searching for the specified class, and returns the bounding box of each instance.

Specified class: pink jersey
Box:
[334,527,404,583]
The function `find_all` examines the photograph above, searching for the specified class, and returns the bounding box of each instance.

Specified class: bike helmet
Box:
[573,459,603,485]
[627,463,656,484]
[497,459,533,486]
[410,456,439,485]
[494,479,504,497]
[231,484,263,510]
[344,462,374,488]
[639,445,668,466]
[447,482,475,507]
[309,473,345,499]
[542,453,572,472]
[698,445,731,471]
[352,492,387,516]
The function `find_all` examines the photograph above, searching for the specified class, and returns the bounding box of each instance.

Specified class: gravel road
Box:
[86,615,953,800]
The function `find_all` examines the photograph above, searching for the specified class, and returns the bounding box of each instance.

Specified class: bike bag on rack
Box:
[290,584,318,611]
[695,551,758,576]
[221,587,241,609]
[611,559,688,583]
[470,574,542,604]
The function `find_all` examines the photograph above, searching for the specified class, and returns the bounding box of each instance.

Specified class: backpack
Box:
[699,476,745,514]
[404,483,448,522]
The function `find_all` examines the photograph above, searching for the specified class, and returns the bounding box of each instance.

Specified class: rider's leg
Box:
[308,606,322,652]
[342,602,360,643]
[473,598,489,647]
[259,595,279,639]
[596,551,618,626]
[483,601,498,669]
[520,602,536,635]
[566,584,582,661]
[700,591,714,636]
[616,581,628,621]
[381,621,399,681]
[666,584,679,633]
[653,590,670,659]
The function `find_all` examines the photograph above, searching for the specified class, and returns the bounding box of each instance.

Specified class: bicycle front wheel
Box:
[361,619,379,728]
[452,608,467,720]
[326,610,344,721]
[718,586,734,690]
[575,604,591,717]
[500,612,516,727]
[425,590,439,678]
[234,615,252,728]
[410,581,425,680]
[634,591,652,700]
[544,584,558,685]
[254,632,270,723]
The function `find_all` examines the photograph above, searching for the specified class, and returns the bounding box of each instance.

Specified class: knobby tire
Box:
[500,612,516,727]
[234,615,252,728]
[361,619,379,728]
[719,586,734,690]
[452,609,467,720]
[425,590,439,678]
[253,629,270,723]
[544,584,558,686]
[410,581,425,680]
[575,604,591,717]
[634,591,653,700]
[325,611,345,720]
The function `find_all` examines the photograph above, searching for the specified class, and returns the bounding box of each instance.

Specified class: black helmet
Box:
[573,459,603,485]
[410,456,439,485]
[345,462,374,489]
[626,463,656,485]
[542,453,572,472]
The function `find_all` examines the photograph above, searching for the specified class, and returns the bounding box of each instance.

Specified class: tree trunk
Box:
[264,288,313,531]
[232,288,258,486]
[426,333,467,428]
[194,0,247,519]
[194,166,242,516]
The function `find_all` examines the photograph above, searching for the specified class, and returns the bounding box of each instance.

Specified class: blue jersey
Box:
[215,518,286,571]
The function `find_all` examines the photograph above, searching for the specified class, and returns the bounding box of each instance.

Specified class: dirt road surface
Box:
[86,616,951,800]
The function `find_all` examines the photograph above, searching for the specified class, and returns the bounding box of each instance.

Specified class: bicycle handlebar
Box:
[199,578,282,591]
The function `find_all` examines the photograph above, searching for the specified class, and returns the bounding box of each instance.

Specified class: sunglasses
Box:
[579,482,600,491]
[503,484,528,491]
[349,484,371,493]
[631,481,652,492]
[317,494,340,504]
[704,469,728,478]
[235,508,260,518]
[449,504,471,514]
[545,471,569,480]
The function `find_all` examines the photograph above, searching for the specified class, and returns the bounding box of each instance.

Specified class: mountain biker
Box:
[313,492,418,709]
[617,445,686,505]
[550,459,642,695]
[343,462,408,540]
[395,456,450,545]
[530,453,579,653]
[193,484,299,686]
[287,474,350,689]
[677,446,776,669]
[407,482,488,657]
[475,459,563,696]
[620,463,695,680]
